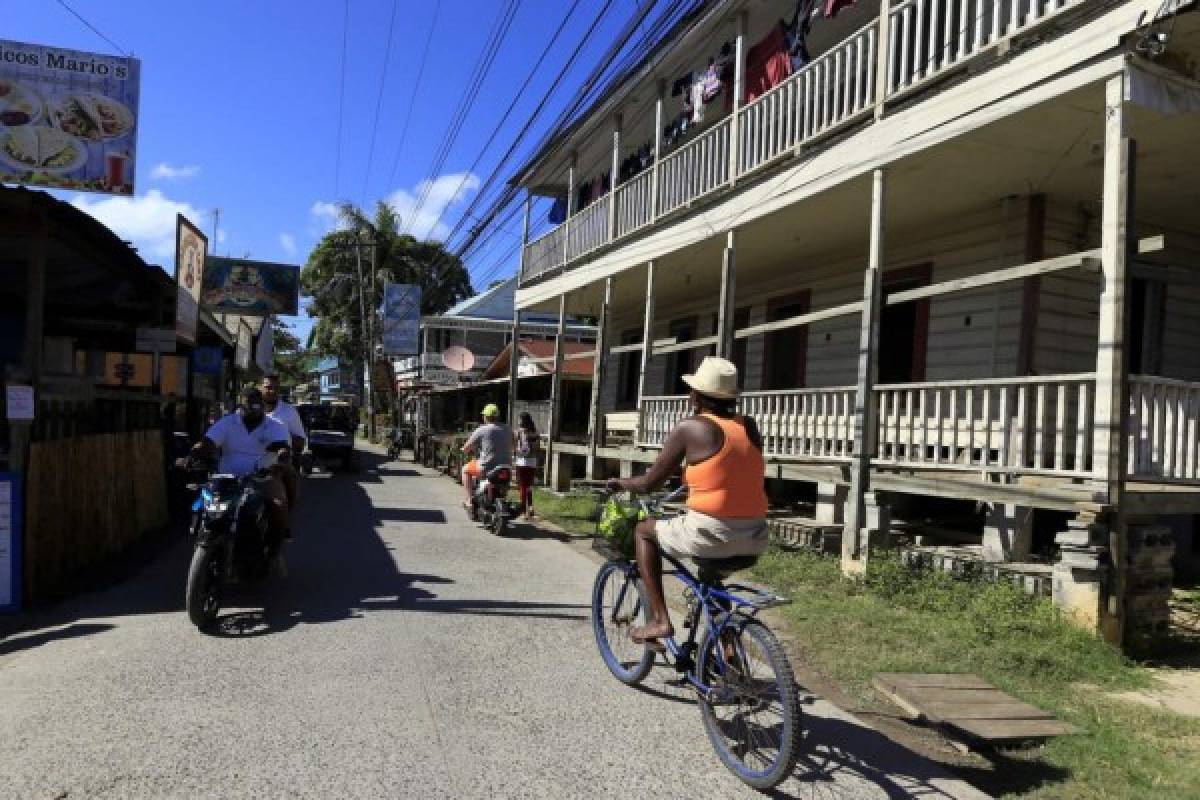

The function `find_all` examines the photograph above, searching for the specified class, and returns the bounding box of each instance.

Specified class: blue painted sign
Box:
[192,346,223,375]
[382,283,421,356]
[0,474,21,613]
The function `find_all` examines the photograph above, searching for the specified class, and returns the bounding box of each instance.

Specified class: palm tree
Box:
[301,201,473,366]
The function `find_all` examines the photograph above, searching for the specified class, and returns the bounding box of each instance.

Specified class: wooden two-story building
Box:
[505,0,1200,646]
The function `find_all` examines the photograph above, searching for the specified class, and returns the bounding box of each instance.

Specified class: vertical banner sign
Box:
[174,214,209,344]
[254,318,274,373]
[0,39,141,195]
[382,284,421,355]
[235,321,252,370]
[0,474,21,613]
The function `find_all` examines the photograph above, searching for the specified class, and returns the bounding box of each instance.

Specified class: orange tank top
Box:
[684,414,768,519]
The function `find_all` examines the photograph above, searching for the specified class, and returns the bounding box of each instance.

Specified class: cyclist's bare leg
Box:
[631,518,674,642]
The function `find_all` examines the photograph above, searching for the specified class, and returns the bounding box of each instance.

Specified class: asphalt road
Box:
[0,449,990,799]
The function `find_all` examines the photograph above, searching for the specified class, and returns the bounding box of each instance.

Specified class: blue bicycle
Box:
[590,487,802,790]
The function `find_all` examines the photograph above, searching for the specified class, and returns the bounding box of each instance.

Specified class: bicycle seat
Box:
[693,554,759,584]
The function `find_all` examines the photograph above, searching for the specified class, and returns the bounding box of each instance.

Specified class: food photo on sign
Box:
[0,39,140,195]
[202,256,300,316]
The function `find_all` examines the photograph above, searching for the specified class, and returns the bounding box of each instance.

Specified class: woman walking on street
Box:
[514,412,540,518]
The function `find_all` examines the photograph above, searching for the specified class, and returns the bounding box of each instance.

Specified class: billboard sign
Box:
[0,39,140,195]
[202,256,299,316]
[382,283,421,355]
[174,214,208,344]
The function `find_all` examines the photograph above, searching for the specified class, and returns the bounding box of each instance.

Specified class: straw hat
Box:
[682,356,739,400]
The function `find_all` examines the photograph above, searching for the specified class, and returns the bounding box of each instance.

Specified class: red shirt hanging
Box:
[744,23,793,104]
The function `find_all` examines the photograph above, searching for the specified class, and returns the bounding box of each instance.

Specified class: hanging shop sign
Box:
[174,214,209,344]
[254,319,274,373]
[202,256,300,316]
[0,39,140,195]
[0,474,21,613]
[235,322,252,370]
[382,283,421,355]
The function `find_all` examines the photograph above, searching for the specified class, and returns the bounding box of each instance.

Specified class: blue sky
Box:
[5,0,637,341]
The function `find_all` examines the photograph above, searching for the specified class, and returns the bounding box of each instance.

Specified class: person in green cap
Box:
[461,403,511,508]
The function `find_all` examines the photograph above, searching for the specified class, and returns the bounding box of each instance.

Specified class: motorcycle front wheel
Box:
[185,545,223,630]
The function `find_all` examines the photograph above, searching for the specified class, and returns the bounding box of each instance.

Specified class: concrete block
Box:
[983,504,1033,563]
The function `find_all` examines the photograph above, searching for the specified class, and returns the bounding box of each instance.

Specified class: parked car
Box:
[298,403,357,473]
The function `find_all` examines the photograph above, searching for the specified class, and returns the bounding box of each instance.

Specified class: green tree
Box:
[300,202,473,365]
[270,317,308,388]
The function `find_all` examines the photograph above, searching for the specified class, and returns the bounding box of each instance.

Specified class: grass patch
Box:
[750,548,1200,799]
[530,489,601,537]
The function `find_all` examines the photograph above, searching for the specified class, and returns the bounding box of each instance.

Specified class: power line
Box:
[384,0,442,195]
[361,0,401,205]
[54,0,129,56]
[333,0,350,198]
[421,0,588,246]
[402,0,523,236]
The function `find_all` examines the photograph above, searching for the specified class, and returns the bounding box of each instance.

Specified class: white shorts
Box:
[654,510,769,560]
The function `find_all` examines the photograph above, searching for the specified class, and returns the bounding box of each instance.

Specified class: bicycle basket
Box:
[592,498,646,560]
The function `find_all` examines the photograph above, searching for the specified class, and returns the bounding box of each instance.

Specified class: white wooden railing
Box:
[634,375,1200,484]
[522,225,566,283]
[873,375,1095,477]
[739,21,877,174]
[1128,376,1200,481]
[521,0,1096,284]
[885,0,1087,98]
[615,169,654,237]
[658,117,731,217]
[565,195,610,262]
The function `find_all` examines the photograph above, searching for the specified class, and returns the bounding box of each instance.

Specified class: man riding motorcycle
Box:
[460,403,511,509]
[261,374,306,516]
[188,387,293,562]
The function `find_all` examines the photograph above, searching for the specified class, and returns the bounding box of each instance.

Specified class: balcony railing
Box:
[885,0,1086,99]
[521,0,1096,284]
[636,375,1200,484]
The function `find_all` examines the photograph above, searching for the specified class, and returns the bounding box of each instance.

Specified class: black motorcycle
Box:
[183,456,285,630]
[386,428,404,461]
[468,464,515,536]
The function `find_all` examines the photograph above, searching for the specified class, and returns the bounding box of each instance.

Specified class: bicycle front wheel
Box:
[591,561,655,685]
[697,619,802,790]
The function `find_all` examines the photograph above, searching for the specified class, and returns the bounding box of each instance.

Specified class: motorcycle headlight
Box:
[205,500,231,514]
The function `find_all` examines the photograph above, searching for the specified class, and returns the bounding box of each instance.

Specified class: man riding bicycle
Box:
[608,357,768,646]
[461,403,511,508]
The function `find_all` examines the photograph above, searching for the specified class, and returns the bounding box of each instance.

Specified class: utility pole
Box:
[210,208,221,252]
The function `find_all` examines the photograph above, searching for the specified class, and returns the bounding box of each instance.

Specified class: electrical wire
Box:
[54,0,129,55]
[385,0,442,194]
[403,0,523,236]
[361,0,400,205]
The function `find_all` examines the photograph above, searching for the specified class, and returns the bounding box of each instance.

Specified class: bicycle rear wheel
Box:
[591,561,655,685]
[697,619,802,790]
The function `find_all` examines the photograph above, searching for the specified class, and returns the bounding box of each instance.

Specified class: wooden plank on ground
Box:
[872,673,1081,747]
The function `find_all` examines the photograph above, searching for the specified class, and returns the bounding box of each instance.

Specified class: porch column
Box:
[729,10,748,182]
[564,153,577,265]
[636,262,657,442]
[545,294,568,485]
[873,0,893,119]
[651,82,665,222]
[1061,73,1135,645]
[587,277,613,479]
[609,115,622,240]
[843,169,888,576]
[716,230,737,359]
[507,309,521,429]
[9,209,48,477]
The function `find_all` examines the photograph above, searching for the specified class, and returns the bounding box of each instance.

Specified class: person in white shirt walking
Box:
[262,374,306,516]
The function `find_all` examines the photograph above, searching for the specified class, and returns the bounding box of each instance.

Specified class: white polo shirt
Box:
[268,400,307,447]
[205,413,290,476]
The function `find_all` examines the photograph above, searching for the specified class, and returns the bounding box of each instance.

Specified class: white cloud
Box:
[384,172,480,241]
[70,189,206,262]
[308,172,481,242]
[150,162,201,181]
[279,232,298,257]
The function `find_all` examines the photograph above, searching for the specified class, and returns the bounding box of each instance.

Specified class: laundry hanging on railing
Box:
[823,0,857,18]
[744,22,793,103]
[785,0,819,70]
[548,195,567,225]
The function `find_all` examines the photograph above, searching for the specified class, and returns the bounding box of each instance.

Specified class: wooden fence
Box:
[23,429,167,603]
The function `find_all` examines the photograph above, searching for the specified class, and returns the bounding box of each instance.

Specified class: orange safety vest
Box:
[684,414,768,519]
